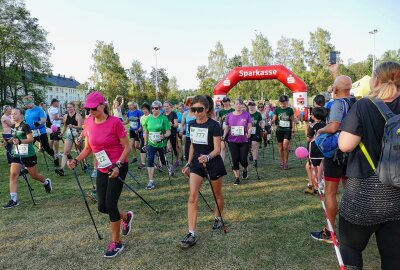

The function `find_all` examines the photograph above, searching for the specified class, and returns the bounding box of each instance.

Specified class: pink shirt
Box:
[84,115,128,173]
[1,114,13,134]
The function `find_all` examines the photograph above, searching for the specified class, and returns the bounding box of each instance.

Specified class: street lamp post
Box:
[368,29,378,73]
[154,47,160,100]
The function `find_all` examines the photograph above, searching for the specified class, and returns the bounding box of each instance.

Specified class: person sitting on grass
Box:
[2,108,52,209]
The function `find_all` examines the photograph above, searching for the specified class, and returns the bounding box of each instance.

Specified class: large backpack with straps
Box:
[359,97,400,188]
[315,98,354,163]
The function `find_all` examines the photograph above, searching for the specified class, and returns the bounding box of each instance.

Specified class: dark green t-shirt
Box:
[218,108,234,129]
[250,111,263,135]
[274,107,294,132]
[11,122,36,157]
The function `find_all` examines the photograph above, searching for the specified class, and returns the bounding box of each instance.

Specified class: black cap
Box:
[222,97,230,102]
[279,95,289,102]
[51,98,59,104]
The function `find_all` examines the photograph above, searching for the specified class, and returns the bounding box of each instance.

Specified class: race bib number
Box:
[149,132,161,143]
[231,126,244,136]
[15,144,28,155]
[190,127,208,145]
[32,129,40,137]
[94,150,112,169]
[130,121,138,129]
[251,127,256,135]
[279,120,290,128]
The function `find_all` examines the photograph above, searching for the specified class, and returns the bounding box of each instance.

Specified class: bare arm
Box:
[338,131,361,153]
[317,121,341,135]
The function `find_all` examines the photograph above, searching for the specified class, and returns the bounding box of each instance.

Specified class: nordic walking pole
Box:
[127,170,140,185]
[114,174,159,215]
[15,144,36,206]
[69,156,102,240]
[202,164,227,233]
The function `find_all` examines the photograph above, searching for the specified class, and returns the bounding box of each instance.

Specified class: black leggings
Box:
[97,163,128,222]
[184,136,191,162]
[167,134,178,156]
[34,133,55,157]
[228,142,249,170]
[339,215,400,270]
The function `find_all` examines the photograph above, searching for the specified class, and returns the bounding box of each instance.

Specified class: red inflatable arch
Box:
[213,65,308,118]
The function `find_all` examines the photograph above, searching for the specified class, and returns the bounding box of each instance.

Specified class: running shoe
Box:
[212,218,223,231]
[146,180,155,190]
[91,169,98,178]
[122,211,134,236]
[242,170,248,179]
[44,179,52,193]
[168,165,174,177]
[283,163,289,170]
[249,153,253,161]
[103,242,124,258]
[3,200,19,209]
[304,186,316,195]
[131,158,138,164]
[310,228,333,244]
[138,163,145,170]
[280,163,284,168]
[156,164,163,172]
[54,168,65,176]
[180,233,196,249]
[234,178,241,185]
[174,160,180,167]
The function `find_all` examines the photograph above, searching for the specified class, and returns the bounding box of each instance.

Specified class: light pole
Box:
[368,29,378,73]
[153,47,160,100]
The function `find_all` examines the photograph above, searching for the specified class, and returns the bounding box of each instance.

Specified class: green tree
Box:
[305,28,335,95]
[90,41,128,102]
[149,67,170,101]
[379,49,400,63]
[0,0,53,106]
[208,41,228,81]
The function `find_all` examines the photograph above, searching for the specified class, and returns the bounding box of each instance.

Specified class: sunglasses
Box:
[190,107,205,113]
[152,107,160,110]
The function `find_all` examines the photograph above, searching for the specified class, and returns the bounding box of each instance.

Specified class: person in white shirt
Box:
[48,98,62,158]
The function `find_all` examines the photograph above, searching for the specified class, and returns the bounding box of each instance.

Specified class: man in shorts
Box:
[310,64,353,243]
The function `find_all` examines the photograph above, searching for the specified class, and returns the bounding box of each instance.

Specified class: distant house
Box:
[38,74,87,108]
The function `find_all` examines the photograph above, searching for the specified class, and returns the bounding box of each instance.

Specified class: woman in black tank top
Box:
[55,102,83,176]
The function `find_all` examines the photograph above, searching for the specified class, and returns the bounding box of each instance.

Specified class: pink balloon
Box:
[295,146,309,159]
[46,127,53,134]
[51,125,58,133]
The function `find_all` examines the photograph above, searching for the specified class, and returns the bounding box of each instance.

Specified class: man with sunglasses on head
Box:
[22,96,59,167]
[142,101,171,190]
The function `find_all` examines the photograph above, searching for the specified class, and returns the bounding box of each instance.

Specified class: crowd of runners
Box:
[1,62,400,268]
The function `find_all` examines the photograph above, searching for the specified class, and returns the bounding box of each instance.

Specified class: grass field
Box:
[0,128,381,270]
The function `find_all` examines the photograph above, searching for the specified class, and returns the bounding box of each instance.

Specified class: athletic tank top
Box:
[185,113,196,135]
[66,113,78,126]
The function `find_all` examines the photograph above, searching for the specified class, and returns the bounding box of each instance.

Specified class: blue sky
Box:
[25,0,400,89]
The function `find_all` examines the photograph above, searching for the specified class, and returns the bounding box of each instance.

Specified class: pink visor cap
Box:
[83,91,106,109]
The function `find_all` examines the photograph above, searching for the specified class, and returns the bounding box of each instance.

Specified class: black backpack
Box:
[360,97,400,188]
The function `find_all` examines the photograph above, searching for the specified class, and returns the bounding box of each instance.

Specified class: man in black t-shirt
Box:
[163,101,179,166]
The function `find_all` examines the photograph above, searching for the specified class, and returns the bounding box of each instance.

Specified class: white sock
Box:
[189,230,195,236]
[43,179,49,185]
[10,192,17,202]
